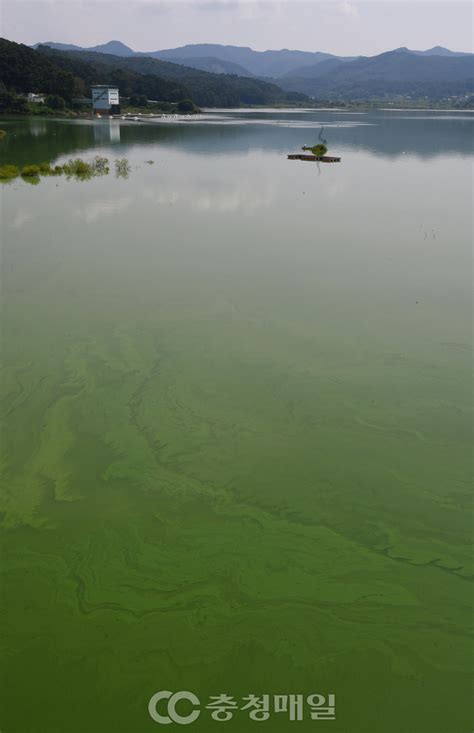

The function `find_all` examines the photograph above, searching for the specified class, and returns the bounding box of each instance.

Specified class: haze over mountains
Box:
[35,40,472,73]
[33,40,474,101]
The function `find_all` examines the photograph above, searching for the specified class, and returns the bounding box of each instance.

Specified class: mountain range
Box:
[32,40,474,101]
[35,40,471,74]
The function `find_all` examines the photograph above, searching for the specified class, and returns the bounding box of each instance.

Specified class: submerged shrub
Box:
[72,159,92,176]
[39,161,52,174]
[21,165,41,177]
[62,158,93,179]
[115,158,131,178]
[92,156,109,175]
[5,155,134,184]
[0,164,19,180]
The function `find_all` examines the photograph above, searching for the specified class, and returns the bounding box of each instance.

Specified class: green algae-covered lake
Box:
[1,110,472,732]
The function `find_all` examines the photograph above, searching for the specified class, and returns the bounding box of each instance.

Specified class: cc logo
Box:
[148,690,201,725]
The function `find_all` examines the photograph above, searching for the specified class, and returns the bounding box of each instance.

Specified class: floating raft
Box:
[288,154,341,163]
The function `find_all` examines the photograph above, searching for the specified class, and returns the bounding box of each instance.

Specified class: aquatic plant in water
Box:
[302,126,329,157]
[0,165,19,180]
[115,158,131,178]
[21,165,41,178]
[93,156,110,175]
[311,143,328,156]
[0,156,130,183]
[61,159,93,179]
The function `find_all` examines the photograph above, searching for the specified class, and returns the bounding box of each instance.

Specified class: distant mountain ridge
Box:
[277,48,474,99]
[402,45,472,58]
[34,40,472,79]
[35,41,352,76]
[31,40,474,102]
[34,40,135,56]
[163,56,255,77]
[147,44,354,77]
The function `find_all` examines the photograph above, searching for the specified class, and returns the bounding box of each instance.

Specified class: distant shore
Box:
[1,104,473,121]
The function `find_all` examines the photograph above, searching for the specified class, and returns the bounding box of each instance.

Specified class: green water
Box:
[1,111,472,732]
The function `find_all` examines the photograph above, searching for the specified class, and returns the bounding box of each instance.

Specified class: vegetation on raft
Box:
[303,143,328,157]
[0,156,132,183]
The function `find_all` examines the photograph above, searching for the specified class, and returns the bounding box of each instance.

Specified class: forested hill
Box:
[0,38,82,100]
[0,38,190,105]
[36,45,306,106]
[0,38,307,109]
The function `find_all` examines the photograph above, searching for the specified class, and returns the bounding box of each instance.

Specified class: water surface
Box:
[1,110,472,732]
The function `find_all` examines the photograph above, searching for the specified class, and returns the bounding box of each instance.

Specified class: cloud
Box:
[75,196,132,224]
[338,1,360,19]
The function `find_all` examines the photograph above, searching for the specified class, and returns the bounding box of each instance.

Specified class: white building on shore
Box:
[91,86,120,115]
[27,93,45,104]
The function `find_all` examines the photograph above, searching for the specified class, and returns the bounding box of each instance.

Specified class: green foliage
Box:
[45,94,66,110]
[0,164,19,180]
[93,156,110,175]
[115,158,131,178]
[0,155,127,184]
[65,157,111,178]
[0,129,7,139]
[311,143,328,157]
[61,158,93,179]
[148,101,174,113]
[0,39,76,101]
[38,46,192,105]
[21,164,41,177]
[22,175,41,185]
[0,89,29,114]
[129,94,148,107]
[177,98,196,113]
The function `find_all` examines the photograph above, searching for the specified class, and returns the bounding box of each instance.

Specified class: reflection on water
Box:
[1,110,473,166]
[28,119,48,137]
[93,120,121,144]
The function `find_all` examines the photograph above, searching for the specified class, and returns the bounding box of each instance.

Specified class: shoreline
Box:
[1,105,474,121]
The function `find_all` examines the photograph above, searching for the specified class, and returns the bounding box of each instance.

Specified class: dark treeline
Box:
[0,38,192,110]
[0,38,78,106]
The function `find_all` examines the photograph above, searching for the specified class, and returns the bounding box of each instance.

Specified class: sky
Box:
[2,0,473,56]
